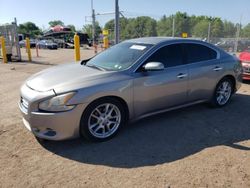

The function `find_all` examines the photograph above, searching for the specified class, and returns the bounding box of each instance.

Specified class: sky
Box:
[0,0,249,30]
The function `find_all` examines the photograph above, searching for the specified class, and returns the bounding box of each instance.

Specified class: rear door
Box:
[182,43,221,102]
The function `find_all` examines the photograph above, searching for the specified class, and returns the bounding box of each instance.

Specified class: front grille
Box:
[243,66,250,73]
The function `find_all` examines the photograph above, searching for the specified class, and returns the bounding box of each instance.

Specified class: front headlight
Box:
[39,92,76,112]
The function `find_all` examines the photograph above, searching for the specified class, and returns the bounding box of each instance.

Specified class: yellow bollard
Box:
[26,37,32,62]
[103,36,109,49]
[0,36,8,63]
[74,34,80,61]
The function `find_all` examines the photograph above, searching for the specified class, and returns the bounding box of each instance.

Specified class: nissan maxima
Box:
[19,37,242,142]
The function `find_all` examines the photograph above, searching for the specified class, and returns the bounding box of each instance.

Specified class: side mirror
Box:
[143,62,165,71]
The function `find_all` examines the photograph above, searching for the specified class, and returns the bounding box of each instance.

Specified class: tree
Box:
[18,22,42,38]
[211,18,224,38]
[102,12,248,41]
[223,21,236,38]
[242,24,250,38]
[125,16,157,38]
[48,20,64,27]
[67,24,76,32]
[157,15,173,36]
[174,12,190,37]
[104,17,129,40]
[82,22,102,40]
[192,20,209,38]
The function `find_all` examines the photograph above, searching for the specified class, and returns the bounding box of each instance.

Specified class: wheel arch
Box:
[220,75,236,93]
[82,95,130,122]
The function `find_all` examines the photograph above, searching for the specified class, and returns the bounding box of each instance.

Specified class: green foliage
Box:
[223,21,236,37]
[157,15,173,36]
[125,16,157,38]
[48,20,64,27]
[174,12,190,37]
[211,18,224,37]
[242,24,250,38]
[18,22,42,38]
[102,12,249,40]
[104,17,156,41]
[192,20,209,38]
[104,17,128,40]
[67,24,76,32]
[82,22,102,40]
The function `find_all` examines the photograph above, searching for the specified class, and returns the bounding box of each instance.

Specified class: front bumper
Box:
[242,72,250,80]
[19,103,86,140]
[242,65,250,80]
[19,84,87,140]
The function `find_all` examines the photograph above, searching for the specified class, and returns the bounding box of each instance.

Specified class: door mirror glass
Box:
[143,62,164,71]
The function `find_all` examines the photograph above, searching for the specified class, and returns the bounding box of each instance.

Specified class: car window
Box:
[183,43,217,64]
[145,44,184,68]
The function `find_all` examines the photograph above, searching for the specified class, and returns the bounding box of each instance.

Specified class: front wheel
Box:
[211,78,233,107]
[80,98,126,142]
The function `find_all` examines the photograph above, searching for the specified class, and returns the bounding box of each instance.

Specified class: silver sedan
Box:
[19,37,242,142]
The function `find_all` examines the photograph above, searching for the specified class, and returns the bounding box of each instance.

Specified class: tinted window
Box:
[146,44,183,68]
[184,43,217,64]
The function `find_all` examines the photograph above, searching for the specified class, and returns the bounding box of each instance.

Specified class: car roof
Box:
[126,37,206,45]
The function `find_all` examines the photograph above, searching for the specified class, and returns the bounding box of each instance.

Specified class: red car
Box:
[239,51,250,80]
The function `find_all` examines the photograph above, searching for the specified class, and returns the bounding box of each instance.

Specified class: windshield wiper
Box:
[85,64,106,71]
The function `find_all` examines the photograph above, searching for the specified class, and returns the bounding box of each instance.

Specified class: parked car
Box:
[19,37,242,142]
[239,50,250,80]
[19,39,37,48]
[37,40,58,49]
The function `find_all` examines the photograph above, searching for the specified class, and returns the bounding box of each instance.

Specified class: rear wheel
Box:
[211,78,233,107]
[80,98,126,142]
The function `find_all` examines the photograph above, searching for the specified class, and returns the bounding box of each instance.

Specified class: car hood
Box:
[26,63,116,93]
[239,52,250,62]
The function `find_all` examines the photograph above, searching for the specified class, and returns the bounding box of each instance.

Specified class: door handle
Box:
[177,73,188,79]
[213,67,223,71]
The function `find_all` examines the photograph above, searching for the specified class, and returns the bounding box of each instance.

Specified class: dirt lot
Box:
[0,48,250,188]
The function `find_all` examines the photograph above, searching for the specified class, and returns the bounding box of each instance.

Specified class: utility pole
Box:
[234,15,242,53]
[234,23,241,53]
[14,17,21,61]
[115,0,120,44]
[172,15,175,37]
[91,0,96,45]
[207,22,211,43]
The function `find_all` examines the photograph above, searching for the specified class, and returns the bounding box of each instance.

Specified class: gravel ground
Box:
[0,48,250,188]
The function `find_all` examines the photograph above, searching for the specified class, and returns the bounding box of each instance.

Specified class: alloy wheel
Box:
[216,81,232,106]
[88,103,121,138]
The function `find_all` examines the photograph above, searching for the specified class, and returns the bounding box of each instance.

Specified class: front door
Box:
[133,43,188,117]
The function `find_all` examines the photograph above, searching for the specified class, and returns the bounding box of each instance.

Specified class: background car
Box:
[19,39,37,48]
[239,50,250,80]
[37,40,58,49]
[19,38,242,142]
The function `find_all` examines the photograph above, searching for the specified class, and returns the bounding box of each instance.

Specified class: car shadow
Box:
[40,93,250,168]
[243,80,250,85]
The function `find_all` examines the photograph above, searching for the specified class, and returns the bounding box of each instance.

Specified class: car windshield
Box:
[86,42,153,71]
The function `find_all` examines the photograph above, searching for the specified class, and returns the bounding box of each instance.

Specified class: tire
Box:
[210,78,233,107]
[80,98,126,142]
[7,54,12,62]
